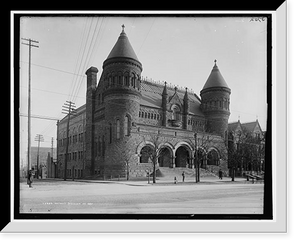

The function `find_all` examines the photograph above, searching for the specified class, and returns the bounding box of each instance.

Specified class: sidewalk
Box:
[70,176,254,186]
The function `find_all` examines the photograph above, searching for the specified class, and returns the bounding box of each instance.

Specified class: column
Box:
[171,157,175,168]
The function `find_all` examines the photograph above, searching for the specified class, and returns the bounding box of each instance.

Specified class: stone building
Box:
[30,146,56,178]
[228,119,265,176]
[56,26,232,179]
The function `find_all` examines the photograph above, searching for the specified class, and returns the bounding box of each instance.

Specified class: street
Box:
[19,179,264,214]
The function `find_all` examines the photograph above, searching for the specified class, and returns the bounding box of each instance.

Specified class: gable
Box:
[140,80,204,117]
[168,90,183,109]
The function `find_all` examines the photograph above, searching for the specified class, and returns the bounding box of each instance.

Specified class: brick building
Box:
[228,119,265,176]
[56,26,232,179]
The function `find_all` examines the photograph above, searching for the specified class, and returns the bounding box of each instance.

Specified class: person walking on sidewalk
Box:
[218,169,223,180]
[182,171,185,182]
[27,168,33,188]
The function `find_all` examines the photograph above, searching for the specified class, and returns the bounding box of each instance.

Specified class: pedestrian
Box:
[218,169,223,180]
[174,176,177,184]
[27,168,33,188]
[182,171,185,182]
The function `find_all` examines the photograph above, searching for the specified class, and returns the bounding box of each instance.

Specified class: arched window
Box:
[98,136,101,156]
[207,149,220,166]
[95,141,98,156]
[109,123,112,143]
[124,73,129,86]
[102,135,105,157]
[116,119,120,139]
[171,105,180,120]
[124,115,130,136]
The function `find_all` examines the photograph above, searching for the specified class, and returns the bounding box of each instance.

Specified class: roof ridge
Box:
[141,78,195,94]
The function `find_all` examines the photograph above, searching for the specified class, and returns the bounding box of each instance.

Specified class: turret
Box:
[200,60,231,138]
[97,25,143,172]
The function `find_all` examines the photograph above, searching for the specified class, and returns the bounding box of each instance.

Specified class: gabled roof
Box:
[202,61,229,90]
[228,120,263,134]
[106,28,139,62]
[242,121,262,133]
[140,80,204,117]
[228,121,241,132]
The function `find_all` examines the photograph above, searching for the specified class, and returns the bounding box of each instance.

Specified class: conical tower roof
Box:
[202,60,229,90]
[106,25,139,62]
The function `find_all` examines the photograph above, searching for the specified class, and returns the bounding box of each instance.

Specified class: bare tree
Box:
[228,129,265,180]
[141,131,165,183]
[114,139,133,180]
[189,126,227,182]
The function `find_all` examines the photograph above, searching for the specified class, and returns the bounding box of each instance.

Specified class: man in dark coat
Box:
[27,168,34,188]
[218,169,223,180]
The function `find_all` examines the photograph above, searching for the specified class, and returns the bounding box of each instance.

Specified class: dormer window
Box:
[171,105,180,121]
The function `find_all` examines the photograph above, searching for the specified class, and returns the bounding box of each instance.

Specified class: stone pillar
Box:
[171,157,175,168]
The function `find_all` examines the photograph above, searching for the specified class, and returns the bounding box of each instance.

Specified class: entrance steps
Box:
[157,167,218,180]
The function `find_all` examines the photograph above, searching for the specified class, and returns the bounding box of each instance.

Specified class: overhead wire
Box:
[137,18,155,55]
[67,17,89,102]
[68,17,93,103]
[72,17,104,104]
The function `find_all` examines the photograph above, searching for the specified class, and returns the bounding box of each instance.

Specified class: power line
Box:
[72,17,103,104]
[20,61,85,78]
[137,18,155,55]
[20,113,60,121]
[68,17,90,102]
[69,17,95,103]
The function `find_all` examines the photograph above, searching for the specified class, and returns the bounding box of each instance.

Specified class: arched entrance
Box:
[139,145,154,163]
[175,146,190,167]
[207,149,220,166]
[158,147,172,167]
[195,148,207,168]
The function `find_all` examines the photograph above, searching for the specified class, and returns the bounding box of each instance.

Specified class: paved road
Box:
[19,179,264,214]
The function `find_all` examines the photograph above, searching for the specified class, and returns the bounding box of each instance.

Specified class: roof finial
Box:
[214,59,217,65]
[121,24,125,33]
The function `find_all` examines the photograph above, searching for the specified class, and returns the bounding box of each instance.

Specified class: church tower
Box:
[200,60,231,138]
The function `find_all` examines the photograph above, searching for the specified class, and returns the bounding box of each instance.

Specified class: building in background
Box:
[228,119,265,176]
[30,146,57,179]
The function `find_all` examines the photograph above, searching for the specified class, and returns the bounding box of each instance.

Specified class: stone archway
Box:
[207,148,220,166]
[175,146,190,168]
[158,147,173,167]
[139,145,154,164]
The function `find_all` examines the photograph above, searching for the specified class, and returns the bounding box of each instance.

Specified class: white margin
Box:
[5,5,287,233]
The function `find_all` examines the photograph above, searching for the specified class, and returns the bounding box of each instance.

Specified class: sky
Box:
[19,15,268,162]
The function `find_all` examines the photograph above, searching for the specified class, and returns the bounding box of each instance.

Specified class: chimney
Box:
[85,66,98,176]
[85,66,98,90]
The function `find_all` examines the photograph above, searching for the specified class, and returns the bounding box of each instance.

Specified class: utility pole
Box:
[34,134,44,179]
[21,38,39,175]
[51,137,54,178]
[62,101,76,181]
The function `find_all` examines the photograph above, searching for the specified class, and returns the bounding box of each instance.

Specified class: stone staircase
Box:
[157,167,218,180]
